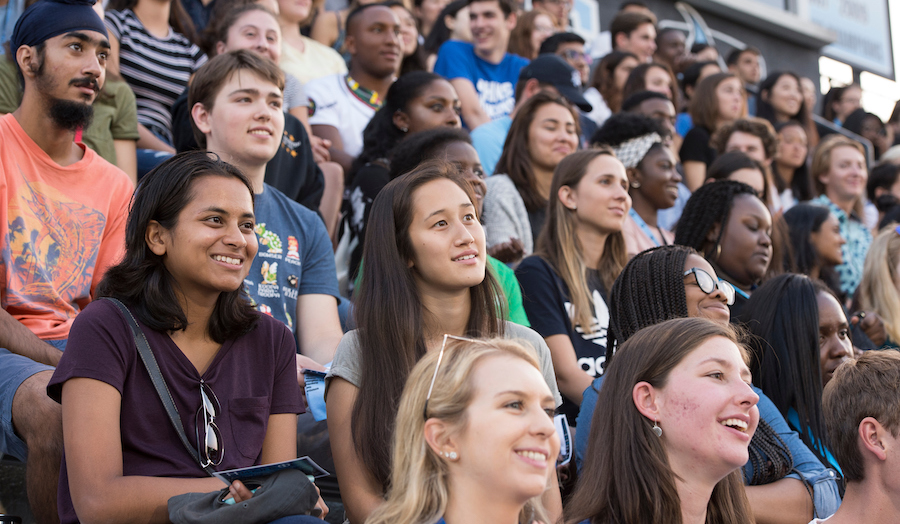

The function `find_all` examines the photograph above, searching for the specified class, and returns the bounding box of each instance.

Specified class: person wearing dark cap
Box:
[0,0,134,522]
[471,53,591,177]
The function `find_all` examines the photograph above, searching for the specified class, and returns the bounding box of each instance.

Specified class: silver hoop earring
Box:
[652,420,663,437]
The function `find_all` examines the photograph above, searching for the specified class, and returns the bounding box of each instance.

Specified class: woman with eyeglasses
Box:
[566,318,760,524]
[515,149,629,425]
[326,162,563,524]
[367,337,559,524]
[591,113,680,258]
[48,153,327,523]
[574,245,842,523]
[675,180,773,320]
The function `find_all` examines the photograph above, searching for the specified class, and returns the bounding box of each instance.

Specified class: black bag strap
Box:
[102,297,217,476]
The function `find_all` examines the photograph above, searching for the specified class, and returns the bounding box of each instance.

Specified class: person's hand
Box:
[487,237,525,264]
[296,354,328,387]
[312,484,329,519]
[310,135,332,164]
[227,480,255,503]
[851,311,887,347]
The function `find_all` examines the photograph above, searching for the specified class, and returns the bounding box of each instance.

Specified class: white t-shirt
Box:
[305,74,378,158]
[808,518,831,524]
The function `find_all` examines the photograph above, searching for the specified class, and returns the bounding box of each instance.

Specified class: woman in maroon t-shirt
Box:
[49,152,323,523]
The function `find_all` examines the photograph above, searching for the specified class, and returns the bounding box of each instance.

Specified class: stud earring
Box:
[401,126,409,133]
[631,181,641,189]
[442,450,458,460]
[652,420,662,438]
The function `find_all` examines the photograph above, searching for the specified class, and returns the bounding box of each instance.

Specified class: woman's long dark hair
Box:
[782,204,844,301]
[422,0,467,55]
[348,71,447,183]
[756,72,811,130]
[495,92,580,212]
[96,152,259,342]
[741,273,832,465]
[108,0,199,45]
[565,318,753,524]
[352,161,504,491]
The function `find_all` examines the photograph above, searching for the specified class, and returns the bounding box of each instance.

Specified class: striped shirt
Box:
[105,9,207,143]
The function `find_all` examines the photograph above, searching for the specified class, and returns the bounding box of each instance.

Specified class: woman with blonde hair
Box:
[856,226,900,349]
[367,337,559,524]
[811,134,872,298]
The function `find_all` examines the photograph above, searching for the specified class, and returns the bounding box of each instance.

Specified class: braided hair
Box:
[744,418,793,485]
[607,245,693,355]
[605,245,795,486]
[674,180,759,258]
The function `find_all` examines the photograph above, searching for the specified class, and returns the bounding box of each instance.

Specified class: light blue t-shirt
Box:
[471,115,512,176]
[434,40,529,125]
[0,0,24,57]
[244,185,340,342]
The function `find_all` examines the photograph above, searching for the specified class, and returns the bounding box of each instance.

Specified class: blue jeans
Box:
[0,340,65,460]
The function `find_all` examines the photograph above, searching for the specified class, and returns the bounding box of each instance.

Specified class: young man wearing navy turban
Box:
[0,1,133,521]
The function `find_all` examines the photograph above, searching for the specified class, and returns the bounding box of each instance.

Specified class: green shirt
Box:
[487,255,530,327]
[81,79,139,165]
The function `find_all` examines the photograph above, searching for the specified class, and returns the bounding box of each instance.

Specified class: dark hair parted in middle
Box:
[741,273,832,465]
[96,151,259,342]
[565,317,753,524]
[352,160,504,491]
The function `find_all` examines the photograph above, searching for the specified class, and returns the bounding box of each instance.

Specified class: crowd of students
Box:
[2,0,900,522]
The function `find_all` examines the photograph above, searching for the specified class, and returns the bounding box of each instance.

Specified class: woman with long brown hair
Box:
[516,148,630,424]
[482,92,579,263]
[566,317,759,524]
[679,72,746,191]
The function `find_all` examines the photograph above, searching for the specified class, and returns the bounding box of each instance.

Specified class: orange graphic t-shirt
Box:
[0,113,133,340]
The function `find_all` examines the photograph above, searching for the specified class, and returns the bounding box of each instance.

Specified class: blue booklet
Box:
[212,457,330,485]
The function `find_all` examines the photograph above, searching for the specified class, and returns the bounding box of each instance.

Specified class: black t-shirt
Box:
[346,160,391,280]
[170,90,324,213]
[679,125,716,167]
[515,255,609,424]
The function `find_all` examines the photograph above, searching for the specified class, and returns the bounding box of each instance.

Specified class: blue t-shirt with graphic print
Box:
[434,40,528,125]
[244,185,340,341]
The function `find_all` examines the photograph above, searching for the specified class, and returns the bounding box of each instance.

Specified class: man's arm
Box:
[0,309,63,366]
[113,139,137,186]
[295,294,342,365]
[449,78,491,130]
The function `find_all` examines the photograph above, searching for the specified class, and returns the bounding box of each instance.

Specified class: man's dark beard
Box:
[48,98,94,132]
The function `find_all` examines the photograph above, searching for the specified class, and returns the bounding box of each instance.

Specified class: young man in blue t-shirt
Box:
[190,50,342,371]
[433,0,527,129]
